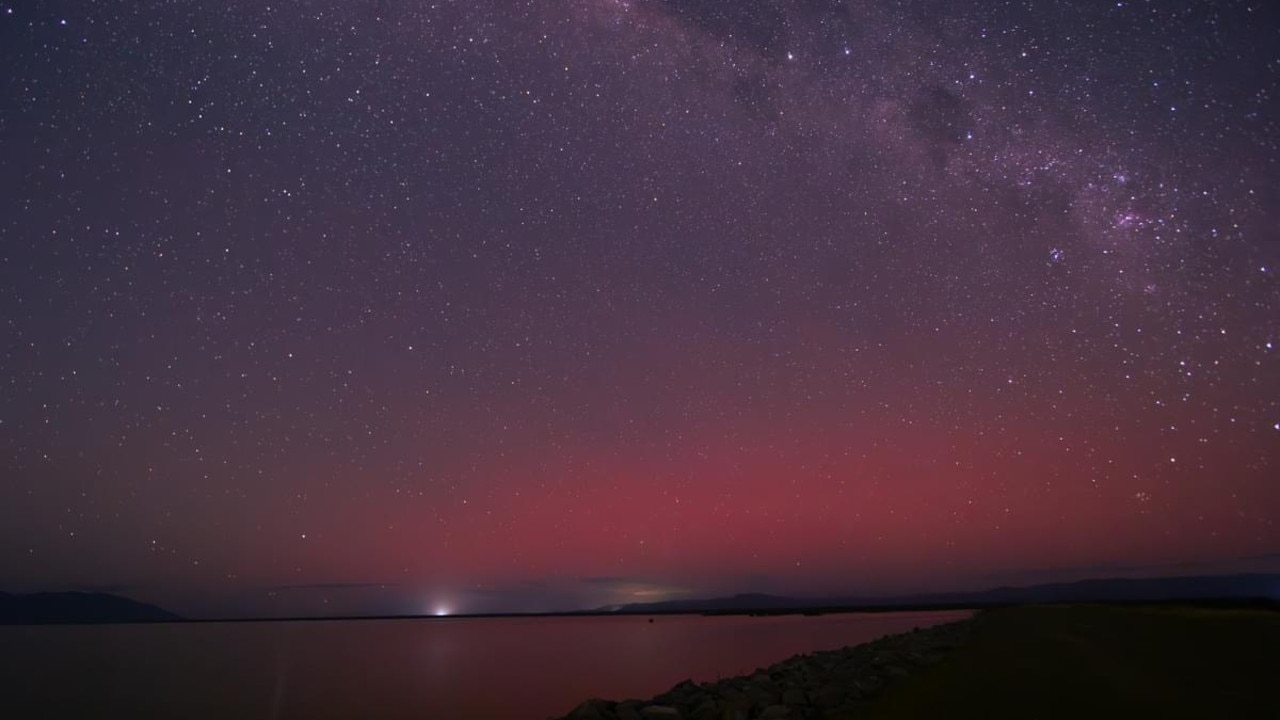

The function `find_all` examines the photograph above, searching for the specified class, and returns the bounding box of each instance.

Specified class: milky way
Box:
[1,0,1277,616]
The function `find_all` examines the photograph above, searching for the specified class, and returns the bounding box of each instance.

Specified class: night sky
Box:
[2,0,1277,618]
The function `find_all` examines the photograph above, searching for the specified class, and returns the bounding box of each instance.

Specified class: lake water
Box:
[0,610,970,719]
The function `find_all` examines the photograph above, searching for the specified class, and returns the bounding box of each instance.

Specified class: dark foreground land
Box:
[866,604,1279,720]
[557,604,1279,720]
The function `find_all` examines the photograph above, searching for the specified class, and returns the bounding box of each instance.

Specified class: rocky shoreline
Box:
[551,616,974,720]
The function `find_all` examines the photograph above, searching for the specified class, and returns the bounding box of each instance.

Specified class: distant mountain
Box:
[0,591,181,625]
[603,574,1280,614]
[890,573,1280,607]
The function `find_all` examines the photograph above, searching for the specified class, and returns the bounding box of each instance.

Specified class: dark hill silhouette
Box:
[602,574,1280,614]
[896,573,1280,607]
[0,591,180,625]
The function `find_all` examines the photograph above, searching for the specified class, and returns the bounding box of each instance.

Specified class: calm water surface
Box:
[0,610,969,719]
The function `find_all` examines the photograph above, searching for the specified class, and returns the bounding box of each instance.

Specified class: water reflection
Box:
[0,610,969,719]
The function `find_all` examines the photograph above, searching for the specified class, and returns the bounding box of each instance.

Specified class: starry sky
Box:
[1,0,1278,618]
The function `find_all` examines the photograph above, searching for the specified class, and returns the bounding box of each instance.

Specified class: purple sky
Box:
[1,0,1277,617]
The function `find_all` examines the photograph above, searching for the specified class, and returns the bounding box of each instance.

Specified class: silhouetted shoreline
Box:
[4,572,1275,625]
[552,617,974,720]
[551,603,1280,720]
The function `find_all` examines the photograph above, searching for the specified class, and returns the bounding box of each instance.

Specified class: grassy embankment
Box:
[860,604,1279,720]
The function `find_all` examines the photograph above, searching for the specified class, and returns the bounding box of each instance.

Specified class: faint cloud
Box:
[453,576,693,613]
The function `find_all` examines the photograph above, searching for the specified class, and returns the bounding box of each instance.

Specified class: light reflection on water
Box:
[0,610,970,720]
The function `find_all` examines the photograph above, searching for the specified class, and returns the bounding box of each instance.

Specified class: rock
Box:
[747,684,778,708]
[617,703,643,720]
[669,679,700,699]
[821,706,862,720]
[568,698,616,720]
[780,687,807,706]
[882,664,909,680]
[830,660,859,679]
[641,705,681,718]
[687,698,720,720]
[757,705,791,720]
[719,695,751,720]
[855,675,884,697]
[813,683,848,709]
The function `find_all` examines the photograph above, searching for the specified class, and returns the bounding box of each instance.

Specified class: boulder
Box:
[830,661,861,680]
[568,699,616,720]
[668,679,700,699]
[746,684,778,708]
[882,664,909,680]
[641,705,681,718]
[813,683,848,709]
[780,687,807,706]
[688,698,721,720]
[855,675,884,697]
[756,705,791,720]
[718,695,751,720]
